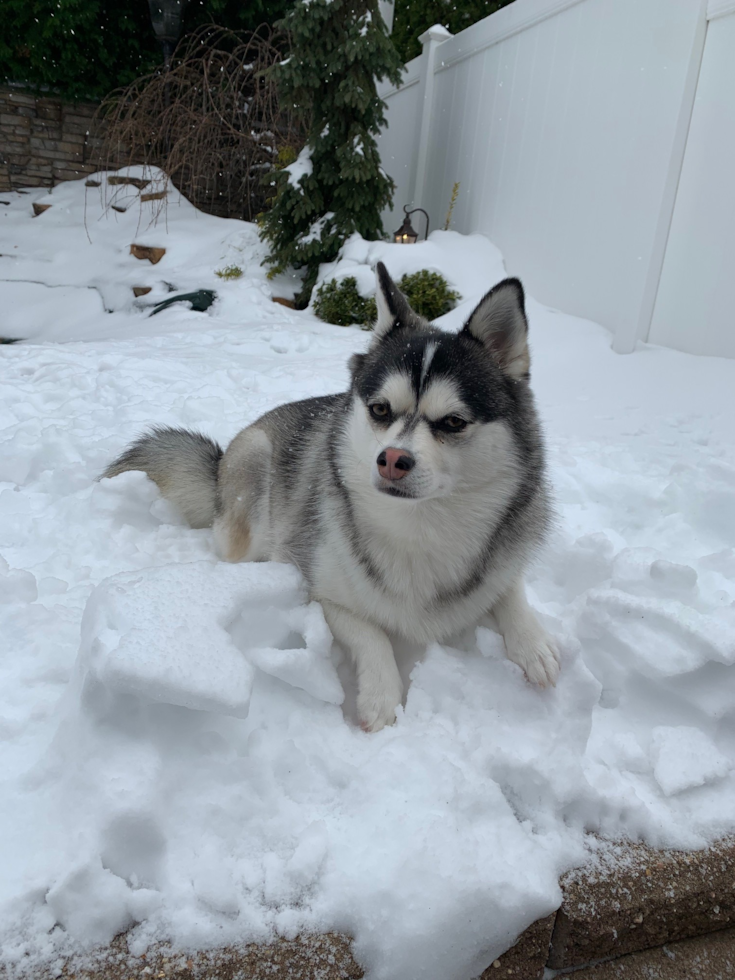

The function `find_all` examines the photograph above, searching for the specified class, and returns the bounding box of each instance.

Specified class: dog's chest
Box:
[314,500,503,639]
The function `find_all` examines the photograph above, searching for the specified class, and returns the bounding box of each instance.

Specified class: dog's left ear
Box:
[371,261,421,339]
[461,278,530,380]
[348,352,366,376]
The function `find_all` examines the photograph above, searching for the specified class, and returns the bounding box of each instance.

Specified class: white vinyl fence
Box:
[377,0,735,358]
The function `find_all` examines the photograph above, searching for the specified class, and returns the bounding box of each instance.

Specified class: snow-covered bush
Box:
[313,277,377,328]
[313,268,459,327]
[398,269,460,320]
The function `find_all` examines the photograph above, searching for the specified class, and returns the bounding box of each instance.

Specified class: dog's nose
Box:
[377,447,415,481]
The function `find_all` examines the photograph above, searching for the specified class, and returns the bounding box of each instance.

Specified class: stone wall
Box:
[0,86,115,192]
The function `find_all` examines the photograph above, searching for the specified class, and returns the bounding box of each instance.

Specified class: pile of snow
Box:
[311,229,506,323]
[1,172,735,980]
[0,166,301,343]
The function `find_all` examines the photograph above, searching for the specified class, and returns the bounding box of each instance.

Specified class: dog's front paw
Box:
[506,632,560,688]
[357,672,403,733]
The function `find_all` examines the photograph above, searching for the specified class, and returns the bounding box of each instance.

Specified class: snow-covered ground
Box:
[1,171,735,980]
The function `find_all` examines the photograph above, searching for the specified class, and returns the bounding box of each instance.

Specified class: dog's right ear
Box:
[372,261,419,339]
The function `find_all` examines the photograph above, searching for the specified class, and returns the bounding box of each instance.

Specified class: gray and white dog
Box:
[103,263,560,731]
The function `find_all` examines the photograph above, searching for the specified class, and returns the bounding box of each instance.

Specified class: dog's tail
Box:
[101,426,223,528]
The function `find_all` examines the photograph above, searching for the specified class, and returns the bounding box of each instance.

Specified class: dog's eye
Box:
[369,402,391,421]
[439,414,468,432]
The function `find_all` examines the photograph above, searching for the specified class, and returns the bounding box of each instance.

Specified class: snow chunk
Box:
[244,602,344,705]
[46,860,159,946]
[651,727,731,797]
[303,212,334,245]
[79,560,339,716]
[0,556,37,604]
[284,146,313,190]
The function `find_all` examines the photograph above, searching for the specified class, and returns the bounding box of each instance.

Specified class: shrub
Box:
[99,26,301,223]
[313,277,377,329]
[399,270,460,321]
[313,269,459,327]
[215,265,244,280]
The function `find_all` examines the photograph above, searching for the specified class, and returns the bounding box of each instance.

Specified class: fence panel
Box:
[649,6,735,358]
[378,0,711,354]
[377,61,422,237]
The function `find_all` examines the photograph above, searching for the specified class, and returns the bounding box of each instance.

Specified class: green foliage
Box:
[399,270,460,320]
[214,265,244,280]
[313,277,377,328]
[314,269,459,327]
[0,0,291,101]
[392,0,515,63]
[258,0,404,306]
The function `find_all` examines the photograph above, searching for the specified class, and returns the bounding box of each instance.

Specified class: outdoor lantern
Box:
[394,205,430,244]
[148,0,190,67]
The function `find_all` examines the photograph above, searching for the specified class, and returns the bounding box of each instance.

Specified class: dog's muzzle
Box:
[376,448,415,482]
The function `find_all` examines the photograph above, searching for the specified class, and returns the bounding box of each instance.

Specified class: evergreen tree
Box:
[0,0,290,102]
[259,0,404,304]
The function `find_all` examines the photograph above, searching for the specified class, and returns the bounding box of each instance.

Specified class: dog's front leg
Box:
[492,578,560,687]
[320,600,403,733]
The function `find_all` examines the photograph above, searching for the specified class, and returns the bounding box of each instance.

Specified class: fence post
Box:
[378,0,395,33]
[409,24,452,210]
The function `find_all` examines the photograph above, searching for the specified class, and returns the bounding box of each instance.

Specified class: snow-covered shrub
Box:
[99,26,302,222]
[313,277,377,328]
[400,270,460,321]
[313,269,459,327]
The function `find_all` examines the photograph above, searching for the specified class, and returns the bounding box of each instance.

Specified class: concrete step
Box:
[565,926,735,979]
[548,837,735,970]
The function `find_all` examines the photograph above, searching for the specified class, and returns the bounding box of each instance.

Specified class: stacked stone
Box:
[0,86,110,192]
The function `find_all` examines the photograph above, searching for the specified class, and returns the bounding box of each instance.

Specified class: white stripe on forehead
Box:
[375,371,416,414]
[419,341,438,391]
[419,377,468,421]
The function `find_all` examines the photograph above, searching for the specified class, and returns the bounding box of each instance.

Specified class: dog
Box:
[103,262,560,731]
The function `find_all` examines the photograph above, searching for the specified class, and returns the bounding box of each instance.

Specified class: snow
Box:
[302,211,334,245]
[1,170,735,979]
[311,229,504,305]
[283,146,313,191]
[651,727,731,797]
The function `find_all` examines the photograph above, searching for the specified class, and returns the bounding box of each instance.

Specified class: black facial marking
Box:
[353,326,520,428]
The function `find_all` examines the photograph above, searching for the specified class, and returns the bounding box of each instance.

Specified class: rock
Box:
[273,296,296,309]
[108,176,150,190]
[32,202,51,216]
[130,245,166,265]
[133,287,152,297]
[140,190,167,202]
[85,179,101,187]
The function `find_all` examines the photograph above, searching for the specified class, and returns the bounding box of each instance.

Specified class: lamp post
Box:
[147,0,190,69]
[394,205,430,244]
